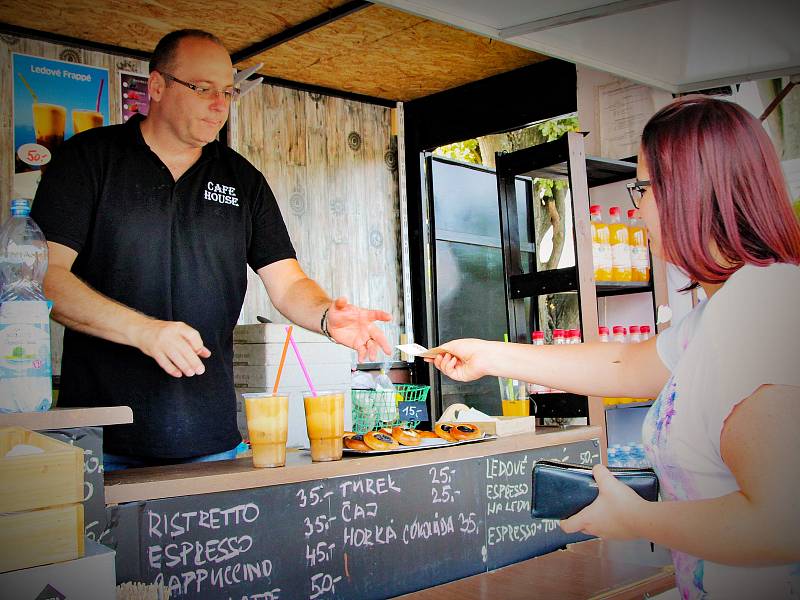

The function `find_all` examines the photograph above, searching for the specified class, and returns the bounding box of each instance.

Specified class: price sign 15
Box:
[398,401,428,422]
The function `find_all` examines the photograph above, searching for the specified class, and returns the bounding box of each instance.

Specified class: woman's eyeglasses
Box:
[160,72,241,102]
[626,179,651,209]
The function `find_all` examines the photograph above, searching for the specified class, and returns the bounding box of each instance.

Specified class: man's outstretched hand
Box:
[326,297,392,362]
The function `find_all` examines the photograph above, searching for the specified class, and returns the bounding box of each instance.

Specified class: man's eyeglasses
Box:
[626,179,651,209]
[160,72,240,102]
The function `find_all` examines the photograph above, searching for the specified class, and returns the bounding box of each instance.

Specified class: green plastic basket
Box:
[351,384,430,433]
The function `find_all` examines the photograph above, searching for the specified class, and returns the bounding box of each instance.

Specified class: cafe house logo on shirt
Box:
[204,180,239,207]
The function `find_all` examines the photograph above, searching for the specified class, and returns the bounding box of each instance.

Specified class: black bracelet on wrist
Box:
[320,306,336,343]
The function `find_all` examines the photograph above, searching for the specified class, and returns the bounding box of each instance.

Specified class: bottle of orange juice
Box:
[590,205,612,281]
[627,209,650,282]
[608,207,632,281]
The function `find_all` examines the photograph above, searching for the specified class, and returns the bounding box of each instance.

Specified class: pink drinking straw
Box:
[286,326,317,397]
[95,78,105,113]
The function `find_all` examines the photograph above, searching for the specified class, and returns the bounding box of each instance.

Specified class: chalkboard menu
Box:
[111,459,486,599]
[484,439,598,570]
[107,438,601,598]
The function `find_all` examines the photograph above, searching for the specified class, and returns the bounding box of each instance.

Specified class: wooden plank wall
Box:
[233,84,403,329]
[1,34,404,375]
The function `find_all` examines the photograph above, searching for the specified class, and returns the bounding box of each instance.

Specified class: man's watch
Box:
[320,306,336,343]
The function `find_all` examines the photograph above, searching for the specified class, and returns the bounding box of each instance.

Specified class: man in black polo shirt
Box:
[31,29,392,469]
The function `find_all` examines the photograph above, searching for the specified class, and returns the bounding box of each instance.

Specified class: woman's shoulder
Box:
[713,263,800,318]
[707,263,800,350]
[726,262,800,291]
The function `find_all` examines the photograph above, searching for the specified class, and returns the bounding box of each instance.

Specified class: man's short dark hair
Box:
[149,29,226,74]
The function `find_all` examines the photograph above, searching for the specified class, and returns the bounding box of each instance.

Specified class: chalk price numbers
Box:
[297,484,342,599]
[430,465,460,504]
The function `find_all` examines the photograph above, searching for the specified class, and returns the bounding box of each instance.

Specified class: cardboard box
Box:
[236,386,352,448]
[234,323,329,344]
[473,416,536,437]
[234,341,352,365]
[0,538,115,600]
[234,362,351,389]
[0,427,84,513]
[0,503,85,573]
[437,406,535,438]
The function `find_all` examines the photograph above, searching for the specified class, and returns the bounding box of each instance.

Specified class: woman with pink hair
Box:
[431,96,800,599]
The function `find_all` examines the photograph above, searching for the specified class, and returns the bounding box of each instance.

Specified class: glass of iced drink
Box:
[243,393,289,467]
[499,377,530,416]
[303,390,345,462]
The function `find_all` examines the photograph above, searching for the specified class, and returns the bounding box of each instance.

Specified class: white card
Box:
[395,343,447,358]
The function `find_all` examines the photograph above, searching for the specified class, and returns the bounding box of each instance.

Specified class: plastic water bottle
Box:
[0,198,52,413]
[619,444,634,467]
[0,199,48,302]
[607,445,620,467]
[631,443,650,468]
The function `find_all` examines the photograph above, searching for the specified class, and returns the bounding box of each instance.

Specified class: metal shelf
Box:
[596,280,653,297]
[522,156,637,188]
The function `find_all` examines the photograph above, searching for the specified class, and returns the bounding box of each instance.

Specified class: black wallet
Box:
[531,460,659,520]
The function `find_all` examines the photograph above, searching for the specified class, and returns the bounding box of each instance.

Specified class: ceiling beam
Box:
[0,22,150,60]
[257,74,396,107]
[498,0,678,38]
[230,0,371,65]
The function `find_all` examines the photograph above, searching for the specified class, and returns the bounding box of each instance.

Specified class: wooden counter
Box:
[397,539,675,600]
[0,406,133,430]
[104,425,602,504]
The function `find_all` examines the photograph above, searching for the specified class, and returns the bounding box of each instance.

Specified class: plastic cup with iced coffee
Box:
[243,393,289,467]
[303,390,345,462]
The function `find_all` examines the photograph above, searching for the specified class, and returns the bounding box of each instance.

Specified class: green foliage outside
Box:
[434,115,579,201]
[434,139,481,165]
[795,199,800,221]
[531,116,579,200]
